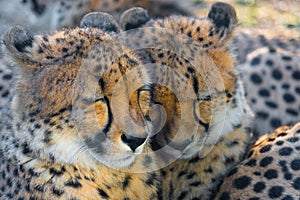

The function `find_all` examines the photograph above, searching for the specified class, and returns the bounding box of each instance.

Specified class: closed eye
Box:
[198,95,212,101]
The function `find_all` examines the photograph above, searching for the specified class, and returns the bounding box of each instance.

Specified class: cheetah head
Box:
[119,3,252,161]
[3,12,155,170]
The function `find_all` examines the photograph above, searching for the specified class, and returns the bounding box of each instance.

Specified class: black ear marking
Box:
[80,12,120,33]
[120,7,151,31]
[208,2,238,33]
[3,25,34,54]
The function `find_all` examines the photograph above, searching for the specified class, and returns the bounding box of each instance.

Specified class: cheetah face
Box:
[119,3,252,160]
[3,13,154,170]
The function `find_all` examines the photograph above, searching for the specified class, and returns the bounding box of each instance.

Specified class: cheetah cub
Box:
[119,2,253,199]
[0,12,160,200]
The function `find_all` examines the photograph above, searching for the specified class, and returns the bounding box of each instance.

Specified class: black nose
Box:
[121,134,146,152]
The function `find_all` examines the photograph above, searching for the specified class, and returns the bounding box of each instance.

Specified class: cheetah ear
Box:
[80,12,120,33]
[119,7,151,31]
[208,2,238,36]
[3,25,35,63]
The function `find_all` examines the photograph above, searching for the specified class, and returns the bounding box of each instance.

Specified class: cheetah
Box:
[118,3,253,199]
[0,12,161,199]
[216,122,300,200]
[119,3,300,199]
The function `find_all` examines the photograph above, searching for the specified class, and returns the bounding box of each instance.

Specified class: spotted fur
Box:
[216,122,300,200]
[239,47,300,135]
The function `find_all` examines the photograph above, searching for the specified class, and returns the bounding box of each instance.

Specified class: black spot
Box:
[250,73,263,84]
[52,187,64,196]
[42,36,49,42]
[256,111,269,119]
[284,172,293,180]
[279,147,293,156]
[177,170,187,178]
[97,188,109,199]
[269,186,284,198]
[178,191,188,199]
[282,195,294,200]
[225,156,235,164]
[13,169,19,177]
[282,83,290,90]
[271,85,276,90]
[49,167,65,176]
[278,132,287,137]
[292,70,300,80]
[264,169,278,179]
[158,53,164,58]
[253,171,261,176]
[283,93,295,103]
[282,55,292,61]
[265,59,273,66]
[269,48,276,53]
[259,144,272,153]
[227,167,238,177]
[247,150,254,158]
[251,56,261,66]
[122,176,131,189]
[265,101,278,108]
[34,184,44,192]
[2,74,12,80]
[295,87,300,95]
[292,177,300,190]
[253,181,266,193]
[219,192,230,200]
[187,67,195,73]
[258,89,270,97]
[145,173,158,186]
[187,172,196,179]
[288,137,299,143]
[270,118,282,128]
[245,159,256,167]
[268,137,275,142]
[43,118,50,124]
[260,156,273,167]
[64,179,82,188]
[21,142,32,154]
[286,109,298,116]
[6,178,13,187]
[272,69,282,80]
[286,65,292,70]
[188,156,202,164]
[291,159,300,171]
[233,176,251,189]
[190,181,201,187]
[1,90,9,98]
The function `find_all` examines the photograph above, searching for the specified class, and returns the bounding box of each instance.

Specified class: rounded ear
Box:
[208,2,238,34]
[3,25,34,61]
[80,12,120,33]
[119,7,151,31]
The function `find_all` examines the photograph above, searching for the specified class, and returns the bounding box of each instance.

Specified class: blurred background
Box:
[188,0,300,38]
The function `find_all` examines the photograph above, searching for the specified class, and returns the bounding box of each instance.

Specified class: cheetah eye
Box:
[198,95,212,101]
